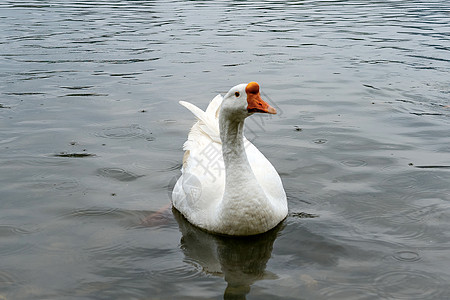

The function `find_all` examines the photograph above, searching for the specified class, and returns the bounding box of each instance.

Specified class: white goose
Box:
[172,82,288,236]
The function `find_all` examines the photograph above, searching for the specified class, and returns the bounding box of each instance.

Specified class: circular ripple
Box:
[150,261,204,282]
[300,163,333,174]
[60,207,148,227]
[380,173,418,190]
[85,240,137,258]
[0,225,33,237]
[52,179,84,193]
[392,250,421,262]
[96,168,144,182]
[61,207,120,221]
[312,138,328,144]
[0,226,36,256]
[386,192,446,225]
[95,124,154,141]
[320,285,377,299]
[375,270,444,299]
[341,159,367,167]
[26,177,85,196]
[381,210,431,242]
[377,192,450,243]
[131,159,179,172]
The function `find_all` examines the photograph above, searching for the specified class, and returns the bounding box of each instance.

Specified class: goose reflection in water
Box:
[172,208,283,299]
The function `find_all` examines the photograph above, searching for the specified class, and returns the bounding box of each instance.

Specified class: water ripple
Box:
[96,168,144,182]
[380,173,419,190]
[375,270,445,299]
[85,241,139,259]
[0,269,21,289]
[378,194,449,243]
[0,239,34,256]
[58,207,162,230]
[1,0,450,298]
[150,261,204,282]
[25,178,86,195]
[312,138,328,145]
[0,225,33,237]
[392,250,421,263]
[389,192,449,223]
[320,284,378,300]
[4,156,72,167]
[341,159,367,167]
[94,125,154,141]
[62,207,120,219]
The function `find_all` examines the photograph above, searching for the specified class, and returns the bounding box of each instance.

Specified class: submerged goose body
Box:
[172,82,288,236]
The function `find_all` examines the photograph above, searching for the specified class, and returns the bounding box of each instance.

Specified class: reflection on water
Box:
[173,208,282,299]
[1,0,450,299]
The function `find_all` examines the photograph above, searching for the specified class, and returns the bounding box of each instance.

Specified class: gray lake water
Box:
[1,1,450,299]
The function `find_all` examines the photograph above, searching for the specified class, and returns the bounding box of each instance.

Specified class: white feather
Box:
[172,84,288,235]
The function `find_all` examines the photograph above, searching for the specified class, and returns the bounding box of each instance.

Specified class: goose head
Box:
[220,82,276,120]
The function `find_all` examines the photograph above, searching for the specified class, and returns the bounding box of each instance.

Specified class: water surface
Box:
[1,1,449,299]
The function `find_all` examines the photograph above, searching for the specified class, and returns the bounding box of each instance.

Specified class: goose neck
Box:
[219,114,247,167]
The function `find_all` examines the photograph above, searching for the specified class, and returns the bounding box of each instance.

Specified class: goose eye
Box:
[235,92,240,97]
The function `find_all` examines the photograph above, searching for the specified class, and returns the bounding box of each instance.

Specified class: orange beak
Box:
[246,82,277,114]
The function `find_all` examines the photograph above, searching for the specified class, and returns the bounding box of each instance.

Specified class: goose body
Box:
[172,82,288,236]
